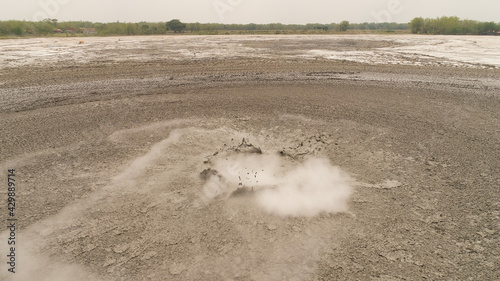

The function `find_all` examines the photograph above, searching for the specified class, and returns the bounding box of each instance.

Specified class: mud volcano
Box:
[1,35,499,281]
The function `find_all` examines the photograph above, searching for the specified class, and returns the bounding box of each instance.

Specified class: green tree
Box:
[12,25,24,35]
[34,20,56,35]
[461,19,478,34]
[247,23,257,30]
[409,17,424,33]
[437,16,461,34]
[0,21,26,36]
[166,19,186,33]
[138,22,150,34]
[339,20,349,32]
[125,23,137,35]
[478,21,496,34]
[187,22,201,32]
[269,23,284,30]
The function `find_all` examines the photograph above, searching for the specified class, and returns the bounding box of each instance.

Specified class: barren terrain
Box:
[0,35,499,280]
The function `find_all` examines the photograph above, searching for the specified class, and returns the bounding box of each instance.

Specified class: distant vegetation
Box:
[0,19,406,37]
[0,17,498,38]
[409,16,500,35]
[166,19,186,33]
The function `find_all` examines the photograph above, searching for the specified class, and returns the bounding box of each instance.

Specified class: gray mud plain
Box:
[0,35,499,280]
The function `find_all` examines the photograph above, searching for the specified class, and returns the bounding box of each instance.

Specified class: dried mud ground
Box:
[0,39,500,281]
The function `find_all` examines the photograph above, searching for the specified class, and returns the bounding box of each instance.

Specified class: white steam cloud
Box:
[203,154,353,217]
[256,158,352,217]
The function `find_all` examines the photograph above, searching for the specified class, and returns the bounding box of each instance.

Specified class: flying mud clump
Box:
[200,138,353,217]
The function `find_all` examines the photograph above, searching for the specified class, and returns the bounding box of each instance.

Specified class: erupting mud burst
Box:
[200,138,353,217]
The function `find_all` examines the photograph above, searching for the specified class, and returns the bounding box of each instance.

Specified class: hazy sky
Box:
[2,0,499,24]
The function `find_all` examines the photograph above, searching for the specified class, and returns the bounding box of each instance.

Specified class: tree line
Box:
[409,16,499,35]
[0,19,410,37]
[1,17,498,37]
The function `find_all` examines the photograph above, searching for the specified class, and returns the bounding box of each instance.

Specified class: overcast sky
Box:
[2,0,499,24]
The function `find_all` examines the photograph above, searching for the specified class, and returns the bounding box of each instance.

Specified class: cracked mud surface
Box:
[0,35,499,280]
